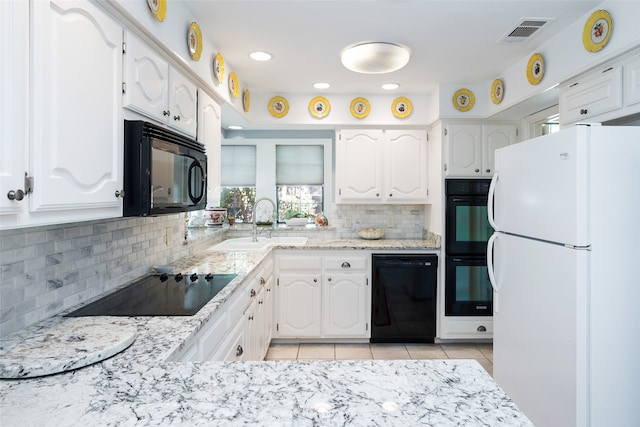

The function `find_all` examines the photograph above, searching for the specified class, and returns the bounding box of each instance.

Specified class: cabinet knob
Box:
[260,277,266,285]
[248,315,254,321]
[313,278,318,283]
[163,110,170,116]
[115,190,125,198]
[173,115,181,121]
[327,277,332,282]
[486,169,491,173]
[235,345,244,357]
[376,193,380,197]
[7,189,25,201]
[475,168,480,173]
[341,262,351,268]
[477,325,487,332]
[389,193,393,197]
[580,108,588,115]
[250,289,256,297]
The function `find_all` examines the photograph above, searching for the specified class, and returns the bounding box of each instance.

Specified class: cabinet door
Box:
[385,130,429,202]
[123,30,170,123]
[623,53,640,107]
[0,0,28,224]
[30,0,123,219]
[322,273,368,337]
[482,125,516,176]
[168,69,197,137]
[445,124,482,176]
[277,273,322,337]
[336,130,384,203]
[559,65,622,124]
[197,90,222,206]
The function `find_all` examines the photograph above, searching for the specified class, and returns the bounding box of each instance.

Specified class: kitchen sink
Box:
[65,273,237,317]
[211,236,307,251]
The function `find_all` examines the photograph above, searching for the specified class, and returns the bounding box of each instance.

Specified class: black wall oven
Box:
[445,179,493,316]
[123,120,207,216]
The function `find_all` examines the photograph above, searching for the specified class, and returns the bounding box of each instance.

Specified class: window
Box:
[220,145,256,223]
[276,145,324,221]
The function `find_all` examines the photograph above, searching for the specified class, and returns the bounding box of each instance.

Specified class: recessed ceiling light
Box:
[341,42,410,74]
[382,83,399,90]
[227,125,243,130]
[313,82,331,89]
[249,51,272,61]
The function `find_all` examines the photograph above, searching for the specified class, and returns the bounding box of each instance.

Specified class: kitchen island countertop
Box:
[0,236,532,426]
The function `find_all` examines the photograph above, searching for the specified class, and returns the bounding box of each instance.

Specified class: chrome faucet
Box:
[252,197,276,242]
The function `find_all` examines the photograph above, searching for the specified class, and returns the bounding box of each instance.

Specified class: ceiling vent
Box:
[498,18,553,44]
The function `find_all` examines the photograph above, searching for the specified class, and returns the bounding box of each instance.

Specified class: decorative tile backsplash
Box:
[0,214,224,337]
[0,204,429,337]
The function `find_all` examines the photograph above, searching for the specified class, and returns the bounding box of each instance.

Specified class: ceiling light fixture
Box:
[382,83,400,90]
[341,42,410,74]
[313,82,331,89]
[249,51,272,61]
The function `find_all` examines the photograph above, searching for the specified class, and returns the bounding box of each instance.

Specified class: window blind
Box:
[221,145,256,186]
[276,145,323,185]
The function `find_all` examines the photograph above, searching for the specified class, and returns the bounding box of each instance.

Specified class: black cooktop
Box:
[65,273,237,317]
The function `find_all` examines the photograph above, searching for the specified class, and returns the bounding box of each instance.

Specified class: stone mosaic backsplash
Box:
[0,204,430,337]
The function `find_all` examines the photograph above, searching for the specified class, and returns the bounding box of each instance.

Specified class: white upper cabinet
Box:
[197,90,222,207]
[2,0,124,229]
[622,51,640,108]
[444,123,516,177]
[123,31,197,137]
[559,65,622,125]
[0,0,28,221]
[336,129,429,204]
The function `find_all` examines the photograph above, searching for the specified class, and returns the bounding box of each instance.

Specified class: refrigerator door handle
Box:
[487,232,499,313]
[488,171,499,230]
[487,233,498,293]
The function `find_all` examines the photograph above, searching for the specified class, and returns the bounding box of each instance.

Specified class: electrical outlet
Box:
[344,217,352,228]
[387,216,395,227]
[166,227,173,246]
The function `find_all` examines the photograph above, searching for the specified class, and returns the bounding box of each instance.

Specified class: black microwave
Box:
[123,120,207,217]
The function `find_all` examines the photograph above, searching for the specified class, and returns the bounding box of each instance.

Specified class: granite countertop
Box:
[0,237,532,426]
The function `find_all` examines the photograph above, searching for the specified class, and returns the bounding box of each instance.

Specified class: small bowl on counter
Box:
[357,228,385,240]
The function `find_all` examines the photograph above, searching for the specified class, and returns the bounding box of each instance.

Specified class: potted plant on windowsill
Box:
[284,209,309,226]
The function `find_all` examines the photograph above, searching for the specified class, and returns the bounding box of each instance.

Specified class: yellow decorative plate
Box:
[350,97,370,119]
[213,53,225,84]
[187,22,202,61]
[243,89,251,112]
[452,89,475,112]
[147,0,166,22]
[526,53,545,85]
[228,72,239,98]
[582,10,613,52]
[309,96,330,118]
[490,79,504,104]
[268,96,289,118]
[392,97,412,118]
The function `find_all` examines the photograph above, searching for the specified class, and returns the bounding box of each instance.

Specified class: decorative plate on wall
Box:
[309,96,330,118]
[147,0,167,22]
[391,97,412,118]
[490,79,504,104]
[350,97,370,119]
[243,89,251,112]
[268,96,289,118]
[187,22,202,61]
[526,53,545,85]
[213,53,225,84]
[582,10,613,52]
[452,88,475,112]
[228,72,239,98]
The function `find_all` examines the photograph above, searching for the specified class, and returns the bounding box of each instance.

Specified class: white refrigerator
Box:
[487,124,640,427]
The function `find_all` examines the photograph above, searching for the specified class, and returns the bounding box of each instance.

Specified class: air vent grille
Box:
[498,18,553,44]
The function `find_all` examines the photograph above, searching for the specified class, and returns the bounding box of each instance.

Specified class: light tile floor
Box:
[265,343,494,376]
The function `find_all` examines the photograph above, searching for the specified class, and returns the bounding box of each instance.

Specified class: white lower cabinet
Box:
[169,255,273,362]
[274,251,370,340]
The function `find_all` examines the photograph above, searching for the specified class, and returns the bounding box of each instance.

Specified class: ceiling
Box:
[183,0,601,128]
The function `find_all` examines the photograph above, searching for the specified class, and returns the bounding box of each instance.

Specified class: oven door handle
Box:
[487,171,498,230]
